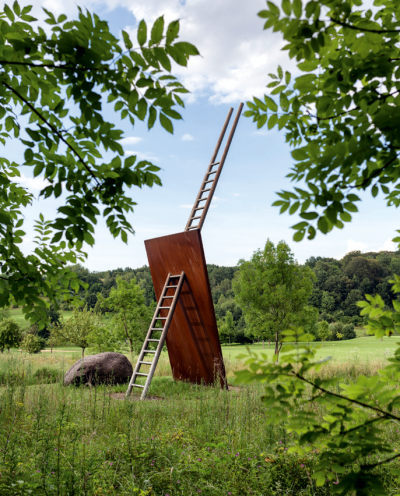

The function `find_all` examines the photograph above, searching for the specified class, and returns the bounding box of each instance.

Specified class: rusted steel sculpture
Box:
[126,104,243,399]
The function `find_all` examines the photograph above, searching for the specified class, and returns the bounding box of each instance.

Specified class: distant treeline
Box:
[306,250,400,324]
[69,249,400,342]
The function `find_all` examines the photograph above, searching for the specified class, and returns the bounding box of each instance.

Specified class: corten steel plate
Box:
[145,230,227,387]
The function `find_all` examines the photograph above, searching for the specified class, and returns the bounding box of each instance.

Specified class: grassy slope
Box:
[9,307,73,327]
[220,336,399,361]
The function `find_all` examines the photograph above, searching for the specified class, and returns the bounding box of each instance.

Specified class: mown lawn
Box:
[221,335,398,362]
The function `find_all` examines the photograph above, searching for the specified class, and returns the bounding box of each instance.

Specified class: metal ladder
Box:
[126,272,185,400]
[185,102,243,232]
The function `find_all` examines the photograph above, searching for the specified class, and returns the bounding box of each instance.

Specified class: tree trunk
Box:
[229,335,230,346]
[82,347,85,358]
[263,340,265,349]
[268,340,270,348]
[51,345,53,354]
[274,332,279,362]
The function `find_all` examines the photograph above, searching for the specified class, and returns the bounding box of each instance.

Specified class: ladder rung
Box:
[132,384,145,388]
[162,296,174,299]
[155,317,167,320]
[201,188,211,193]
[170,275,181,278]
[187,226,198,230]
[143,350,156,353]
[136,373,148,376]
[204,179,214,184]
[207,171,217,175]
[191,216,201,220]
[159,306,171,309]
[147,339,160,342]
[210,161,220,166]
[166,285,178,288]
[150,327,163,330]
[140,361,152,365]
[194,206,205,211]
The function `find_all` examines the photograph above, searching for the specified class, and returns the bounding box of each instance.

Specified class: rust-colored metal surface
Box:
[145,229,227,387]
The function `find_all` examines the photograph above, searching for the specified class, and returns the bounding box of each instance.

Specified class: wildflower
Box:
[197,458,201,461]
[279,441,282,444]
[54,448,57,451]
[198,491,201,493]
[301,464,305,468]
[177,481,181,484]
[228,493,232,495]
[248,458,251,460]
[110,462,113,466]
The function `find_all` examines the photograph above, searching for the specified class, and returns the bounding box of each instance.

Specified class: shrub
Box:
[21,335,45,354]
[0,318,21,351]
[343,324,356,340]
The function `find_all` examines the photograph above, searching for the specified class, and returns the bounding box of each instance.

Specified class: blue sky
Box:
[15,0,398,270]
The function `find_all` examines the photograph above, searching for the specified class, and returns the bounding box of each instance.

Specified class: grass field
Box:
[1,349,400,496]
[9,307,73,327]
[35,335,399,365]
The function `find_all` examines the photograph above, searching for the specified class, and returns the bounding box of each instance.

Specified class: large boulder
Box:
[64,352,133,386]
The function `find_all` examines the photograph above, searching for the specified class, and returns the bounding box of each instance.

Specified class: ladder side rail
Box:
[140,271,185,400]
[197,103,243,231]
[184,108,233,231]
[126,273,171,397]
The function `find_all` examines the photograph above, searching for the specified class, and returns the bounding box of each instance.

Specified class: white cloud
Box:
[377,238,396,252]
[124,0,292,104]
[182,133,194,141]
[346,239,368,253]
[125,150,159,162]
[120,137,143,145]
[11,173,49,193]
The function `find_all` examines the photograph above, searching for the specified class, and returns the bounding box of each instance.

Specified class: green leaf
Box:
[293,0,302,18]
[122,30,133,50]
[13,1,20,16]
[160,113,173,133]
[4,4,15,21]
[291,148,308,161]
[137,20,147,46]
[150,16,164,46]
[264,96,278,112]
[166,20,179,45]
[281,0,291,16]
[174,42,200,56]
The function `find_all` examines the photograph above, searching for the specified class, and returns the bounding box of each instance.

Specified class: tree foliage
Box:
[96,277,153,354]
[21,333,44,353]
[51,306,98,357]
[0,3,198,328]
[236,277,400,495]
[233,239,315,354]
[246,0,400,246]
[0,316,20,351]
[317,319,330,346]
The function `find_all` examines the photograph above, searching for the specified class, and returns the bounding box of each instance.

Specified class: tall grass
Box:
[0,351,399,495]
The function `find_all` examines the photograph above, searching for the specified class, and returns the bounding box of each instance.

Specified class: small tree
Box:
[21,334,45,354]
[318,320,330,348]
[233,239,314,356]
[51,306,98,357]
[0,318,21,352]
[97,277,153,354]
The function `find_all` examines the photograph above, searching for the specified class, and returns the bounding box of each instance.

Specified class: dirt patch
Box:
[110,392,163,401]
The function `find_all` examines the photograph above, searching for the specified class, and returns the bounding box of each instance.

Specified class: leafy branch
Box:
[2,81,100,186]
